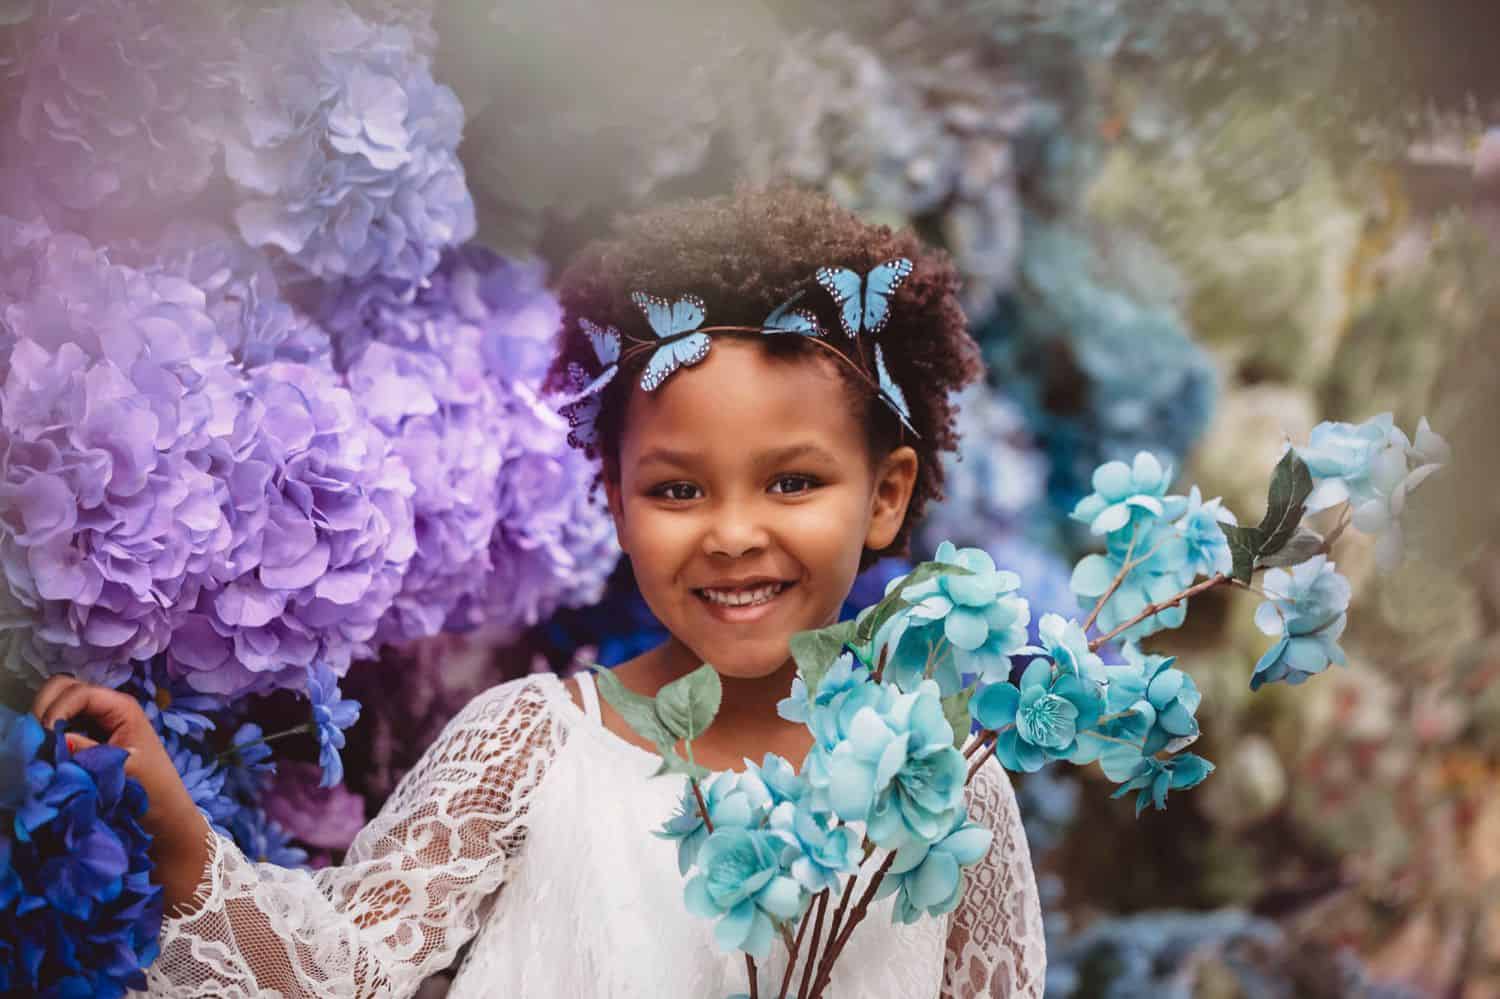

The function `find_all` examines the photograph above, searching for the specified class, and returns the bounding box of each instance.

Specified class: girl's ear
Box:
[865,445,919,552]
[604,476,630,555]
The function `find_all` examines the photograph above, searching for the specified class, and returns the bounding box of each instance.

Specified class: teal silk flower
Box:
[1110,753,1215,816]
[1250,555,1351,691]
[874,810,993,924]
[739,753,805,810]
[876,541,1033,690]
[1112,644,1201,756]
[816,678,968,849]
[1175,486,1237,579]
[767,801,861,895]
[1069,451,1189,539]
[684,828,804,960]
[971,656,1105,773]
[657,773,761,876]
[777,652,870,727]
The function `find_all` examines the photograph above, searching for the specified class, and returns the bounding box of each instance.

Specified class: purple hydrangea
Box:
[169,359,415,696]
[344,335,506,645]
[323,247,616,643]
[219,0,475,284]
[0,224,240,687]
[449,383,618,641]
[0,0,231,238]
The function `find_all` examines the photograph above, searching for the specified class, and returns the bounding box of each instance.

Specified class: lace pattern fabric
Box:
[135,673,1044,998]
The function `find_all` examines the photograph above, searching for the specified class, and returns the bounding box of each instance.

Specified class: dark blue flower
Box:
[307,662,361,788]
[228,806,308,868]
[130,661,220,742]
[220,723,277,801]
[0,707,163,998]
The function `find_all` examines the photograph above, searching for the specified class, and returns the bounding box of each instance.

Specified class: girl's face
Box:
[608,338,918,681]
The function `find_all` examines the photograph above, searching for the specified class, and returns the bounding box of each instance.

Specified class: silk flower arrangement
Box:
[592,412,1448,999]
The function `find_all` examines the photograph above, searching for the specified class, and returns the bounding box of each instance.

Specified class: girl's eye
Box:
[769,475,819,496]
[652,482,702,502]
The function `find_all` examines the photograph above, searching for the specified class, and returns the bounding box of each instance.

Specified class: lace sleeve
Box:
[941,756,1046,998]
[137,678,562,999]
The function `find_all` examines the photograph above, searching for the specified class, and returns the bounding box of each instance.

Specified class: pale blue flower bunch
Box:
[605,415,1447,996]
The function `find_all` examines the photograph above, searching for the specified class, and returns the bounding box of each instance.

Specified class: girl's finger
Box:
[30,673,81,722]
[64,732,101,753]
[39,683,139,734]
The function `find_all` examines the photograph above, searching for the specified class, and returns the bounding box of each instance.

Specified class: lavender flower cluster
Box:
[0,0,618,701]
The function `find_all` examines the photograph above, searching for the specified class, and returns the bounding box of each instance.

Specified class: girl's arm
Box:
[142,678,560,998]
[940,756,1047,999]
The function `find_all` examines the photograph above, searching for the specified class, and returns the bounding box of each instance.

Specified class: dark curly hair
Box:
[549,185,981,565]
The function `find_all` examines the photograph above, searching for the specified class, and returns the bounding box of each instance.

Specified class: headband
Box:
[557,258,917,453]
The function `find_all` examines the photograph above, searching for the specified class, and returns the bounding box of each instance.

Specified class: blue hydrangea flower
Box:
[0,708,163,997]
[767,801,860,895]
[131,662,220,742]
[228,806,309,868]
[813,678,968,849]
[876,541,1033,689]
[220,723,276,801]
[161,734,237,837]
[1250,555,1351,691]
[656,772,762,876]
[1110,753,1215,816]
[684,828,804,960]
[308,662,362,788]
[971,656,1106,773]
[874,810,992,924]
[1174,486,1236,579]
[1069,452,1188,538]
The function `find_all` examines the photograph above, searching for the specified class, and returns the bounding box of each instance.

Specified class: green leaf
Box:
[590,664,673,747]
[652,746,711,781]
[1255,450,1313,557]
[941,687,975,749]
[1257,526,1325,568]
[1222,524,1263,584]
[789,620,856,697]
[655,664,722,741]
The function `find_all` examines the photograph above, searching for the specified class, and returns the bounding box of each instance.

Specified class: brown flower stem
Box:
[966,738,999,782]
[1082,529,1140,635]
[778,893,818,999]
[796,891,830,999]
[1089,573,1229,651]
[690,777,714,833]
[963,727,996,759]
[807,852,900,998]
[746,954,759,999]
[821,863,859,966]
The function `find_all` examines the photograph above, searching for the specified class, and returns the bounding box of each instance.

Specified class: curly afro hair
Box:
[549,185,982,566]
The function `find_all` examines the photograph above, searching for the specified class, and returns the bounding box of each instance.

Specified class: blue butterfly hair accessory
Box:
[557,257,917,450]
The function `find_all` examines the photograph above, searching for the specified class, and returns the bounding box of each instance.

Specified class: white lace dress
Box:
[138,671,1046,998]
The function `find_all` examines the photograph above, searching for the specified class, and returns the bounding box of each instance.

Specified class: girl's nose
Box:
[701,502,770,559]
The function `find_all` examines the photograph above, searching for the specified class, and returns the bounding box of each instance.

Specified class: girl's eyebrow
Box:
[633,443,839,470]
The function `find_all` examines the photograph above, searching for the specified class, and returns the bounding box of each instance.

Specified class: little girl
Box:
[31,188,1046,997]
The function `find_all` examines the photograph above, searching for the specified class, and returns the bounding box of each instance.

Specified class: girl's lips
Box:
[693,581,797,624]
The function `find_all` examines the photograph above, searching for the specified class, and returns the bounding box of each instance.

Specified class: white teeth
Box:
[700,582,786,607]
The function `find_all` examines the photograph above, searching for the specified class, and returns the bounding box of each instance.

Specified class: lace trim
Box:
[940,756,1047,998]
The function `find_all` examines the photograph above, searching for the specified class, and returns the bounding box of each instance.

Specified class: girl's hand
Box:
[30,674,213,911]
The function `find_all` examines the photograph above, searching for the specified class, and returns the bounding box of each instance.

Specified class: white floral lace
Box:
[136,674,1044,998]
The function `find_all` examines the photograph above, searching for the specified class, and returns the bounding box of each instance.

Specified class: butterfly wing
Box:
[860,258,913,336]
[631,292,706,339]
[764,291,823,337]
[556,361,617,448]
[580,319,621,365]
[873,343,915,434]
[640,332,711,391]
[815,266,865,339]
